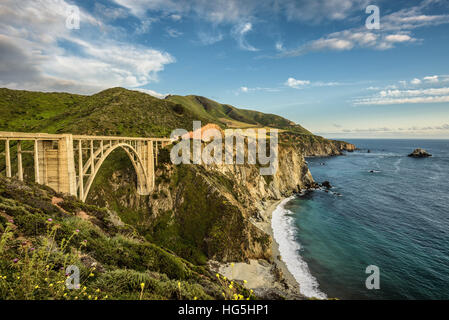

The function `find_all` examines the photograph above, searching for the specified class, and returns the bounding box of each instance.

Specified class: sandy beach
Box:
[213,198,304,300]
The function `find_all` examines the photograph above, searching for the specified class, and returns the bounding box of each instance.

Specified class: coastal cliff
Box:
[86,135,354,299]
[88,142,313,263]
[87,135,354,264]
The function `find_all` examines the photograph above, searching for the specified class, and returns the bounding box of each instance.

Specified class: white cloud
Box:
[285,78,310,88]
[338,124,449,133]
[356,74,449,106]
[238,86,281,94]
[285,77,342,88]
[355,92,449,106]
[312,38,354,51]
[134,88,167,99]
[275,41,284,52]
[232,22,258,51]
[166,27,183,38]
[197,32,223,45]
[280,0,370,23]
[382,6,449,31]
[170,14,182,21]
[379,87,449,97]
[384,34,413,43]
[277,29,417,56]
[94,3,129,21]
[423,75,439,83]
[0,0,175,94]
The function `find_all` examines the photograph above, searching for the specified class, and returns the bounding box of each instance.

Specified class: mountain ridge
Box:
[0,87,312,136]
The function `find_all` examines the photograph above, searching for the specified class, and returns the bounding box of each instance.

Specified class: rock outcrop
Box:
[321,181,332,189]
[408,148,432,158]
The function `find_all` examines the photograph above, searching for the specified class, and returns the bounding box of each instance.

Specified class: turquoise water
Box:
[283,139,449,299]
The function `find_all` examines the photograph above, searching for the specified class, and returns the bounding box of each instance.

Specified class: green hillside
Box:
[0,87,209,137]
[166,95,312,134]
[0,87,311,136]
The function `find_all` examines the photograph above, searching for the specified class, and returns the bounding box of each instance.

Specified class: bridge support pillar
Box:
[146,141,155,193]
[5,139,11,178]
[36,135,77,196]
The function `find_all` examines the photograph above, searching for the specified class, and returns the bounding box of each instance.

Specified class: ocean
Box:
[272,139,449,299]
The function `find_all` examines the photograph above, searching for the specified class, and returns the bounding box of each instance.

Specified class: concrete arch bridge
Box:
[0,132,171,202]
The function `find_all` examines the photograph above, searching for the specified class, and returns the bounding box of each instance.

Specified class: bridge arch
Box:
[80,142,151,202]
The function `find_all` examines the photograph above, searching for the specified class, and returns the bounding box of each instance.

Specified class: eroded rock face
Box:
[86,138,352,264]
[408,148,432,158]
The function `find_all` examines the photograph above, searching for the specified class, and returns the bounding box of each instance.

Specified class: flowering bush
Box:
[0,222,104,300]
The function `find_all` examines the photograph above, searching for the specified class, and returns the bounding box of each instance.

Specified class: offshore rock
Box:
[408,148,432,158]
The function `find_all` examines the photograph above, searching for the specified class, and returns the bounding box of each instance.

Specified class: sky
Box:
[1,0,449,138]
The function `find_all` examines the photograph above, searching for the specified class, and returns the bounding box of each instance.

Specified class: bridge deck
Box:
[0,131,172,142]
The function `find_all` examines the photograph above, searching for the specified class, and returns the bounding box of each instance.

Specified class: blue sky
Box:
[1,0,449,138]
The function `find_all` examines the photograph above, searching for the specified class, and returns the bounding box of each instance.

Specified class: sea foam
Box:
[271,197,327,299]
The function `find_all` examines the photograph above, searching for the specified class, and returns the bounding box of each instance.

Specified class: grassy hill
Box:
[0,87,209,137]
[166,94,312,134]
[0,87,311,136]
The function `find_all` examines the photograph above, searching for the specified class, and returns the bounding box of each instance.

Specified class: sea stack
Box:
[408,148,432,158]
